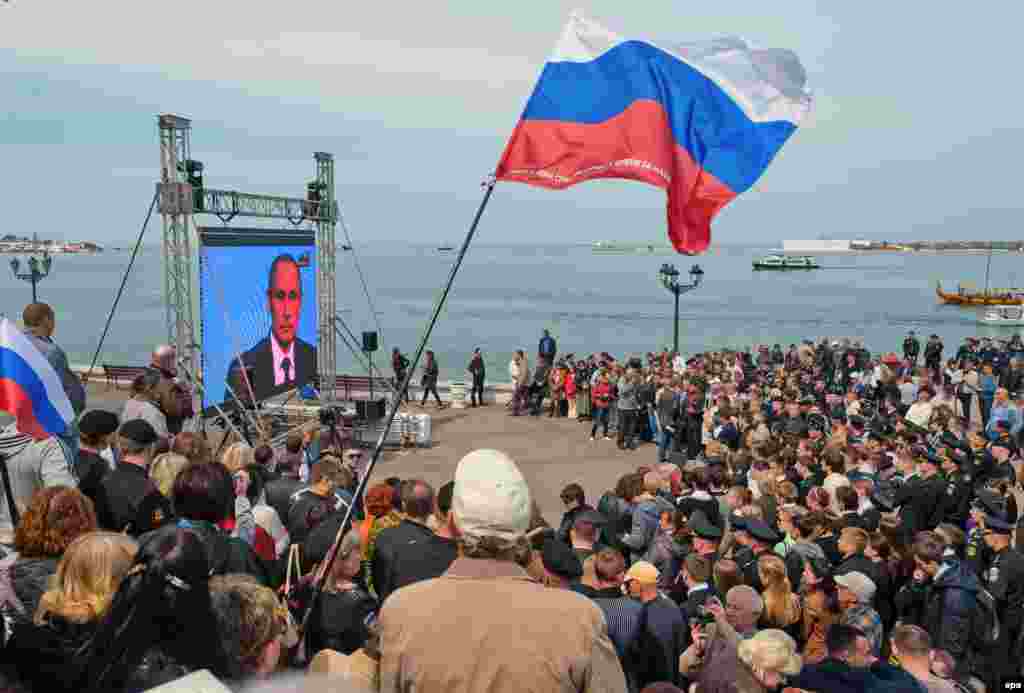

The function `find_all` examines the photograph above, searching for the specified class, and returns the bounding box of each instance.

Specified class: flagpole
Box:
[300,175,497,629]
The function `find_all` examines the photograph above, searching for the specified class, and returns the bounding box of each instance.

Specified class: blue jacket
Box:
[538,335,556,358]
[622,495,670,560]
[985,403,1021,438]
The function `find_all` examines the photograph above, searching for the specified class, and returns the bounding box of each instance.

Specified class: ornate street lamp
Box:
[10,235,54,303]
[658,263,704,354]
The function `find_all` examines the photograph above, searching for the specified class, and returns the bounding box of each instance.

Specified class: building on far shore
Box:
[0,235,103,253]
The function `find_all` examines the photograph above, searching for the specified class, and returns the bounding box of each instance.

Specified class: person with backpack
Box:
[622,561,686,690]
[894,531,992,683]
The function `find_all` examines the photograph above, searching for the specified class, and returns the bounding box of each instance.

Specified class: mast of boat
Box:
[984,242,993,296]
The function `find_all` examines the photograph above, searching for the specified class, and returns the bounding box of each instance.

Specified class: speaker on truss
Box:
[362,331,378,353]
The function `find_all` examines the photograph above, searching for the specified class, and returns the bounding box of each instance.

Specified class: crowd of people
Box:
[3,302,1024,692]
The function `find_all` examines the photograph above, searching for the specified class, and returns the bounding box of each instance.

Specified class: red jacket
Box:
[591,382,612,409]
[564,372,577,398]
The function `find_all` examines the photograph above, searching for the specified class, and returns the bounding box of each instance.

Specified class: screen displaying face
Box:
[268,257,302,348]
[199,229,317,408]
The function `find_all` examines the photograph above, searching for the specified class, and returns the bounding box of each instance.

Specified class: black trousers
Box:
[617,409,637,448]
[685,417,703,460]
[471,375,485,405]
[421,380,442,405]
[394,371,410,403]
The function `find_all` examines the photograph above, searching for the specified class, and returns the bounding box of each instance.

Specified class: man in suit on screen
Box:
[227,253,317,403]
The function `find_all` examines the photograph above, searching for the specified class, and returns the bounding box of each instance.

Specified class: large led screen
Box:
[198,228,318,408]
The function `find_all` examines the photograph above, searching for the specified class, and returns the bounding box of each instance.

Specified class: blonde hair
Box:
[221,442,254,474]
[36,531,138,625]
[737,628,802,678]
[758,554,800,627]
[149,452,191,498]
[327,530,364,586]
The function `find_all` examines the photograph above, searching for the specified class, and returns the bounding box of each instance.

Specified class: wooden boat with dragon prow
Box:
[936,282,1024,306]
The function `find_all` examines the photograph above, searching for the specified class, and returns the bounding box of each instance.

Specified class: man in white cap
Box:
[378,449,626,693]
[835,571,883,658]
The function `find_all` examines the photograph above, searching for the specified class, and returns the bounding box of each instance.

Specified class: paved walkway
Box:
[377,403,652,525]
[18,383,653,527]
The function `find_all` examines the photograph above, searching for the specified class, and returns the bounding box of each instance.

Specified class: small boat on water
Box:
[752,254,819,270]
[437,244,454,252]
[936,282,1024,306]
[978,305,1024,326]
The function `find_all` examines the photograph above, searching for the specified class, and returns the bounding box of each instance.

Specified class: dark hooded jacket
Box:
[894,560,982,679]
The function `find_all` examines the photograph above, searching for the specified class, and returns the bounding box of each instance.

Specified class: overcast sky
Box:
[2,1,1022,246]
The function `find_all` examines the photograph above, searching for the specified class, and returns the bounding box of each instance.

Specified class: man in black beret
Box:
[541,536,583,588]
[76,409,119,505]
[94,419,172,536]
[890,447,946,542]
[724,511,752,566]
[939,446,973,528]
[738,518,782,591]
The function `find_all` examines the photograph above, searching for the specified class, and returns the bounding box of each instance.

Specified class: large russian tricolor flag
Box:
[496,11,812,255]
[0,317,74,440]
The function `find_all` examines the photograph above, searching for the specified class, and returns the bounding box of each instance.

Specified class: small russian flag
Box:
[0,317,75,440]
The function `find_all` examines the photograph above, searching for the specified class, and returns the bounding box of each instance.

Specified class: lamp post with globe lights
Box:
[9,235,53,303]
[658,263,704,355]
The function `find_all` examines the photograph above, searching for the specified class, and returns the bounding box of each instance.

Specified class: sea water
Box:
[2,243,1021,381]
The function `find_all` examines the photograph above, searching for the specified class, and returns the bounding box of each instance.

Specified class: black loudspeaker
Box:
[362,331,378,353]
[357,398,386,421]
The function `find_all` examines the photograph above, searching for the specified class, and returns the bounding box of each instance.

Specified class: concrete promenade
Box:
[73,379,646,526]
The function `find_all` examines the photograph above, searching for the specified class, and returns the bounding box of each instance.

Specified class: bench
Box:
[333,375,393,401]
[102,364,148,390]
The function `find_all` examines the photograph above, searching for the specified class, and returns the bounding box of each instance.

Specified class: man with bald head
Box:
[145,345,189,434]
[371,478,457,602]
[228,253,317,402]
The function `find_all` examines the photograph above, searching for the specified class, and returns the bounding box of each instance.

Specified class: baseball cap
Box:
[452,449,531,542]
[624,561,659,585]
[835,571,876,603]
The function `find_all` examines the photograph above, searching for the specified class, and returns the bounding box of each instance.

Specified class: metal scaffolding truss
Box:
[156,114,337,409]
[200,188,336,225]
[158,115,198,379]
